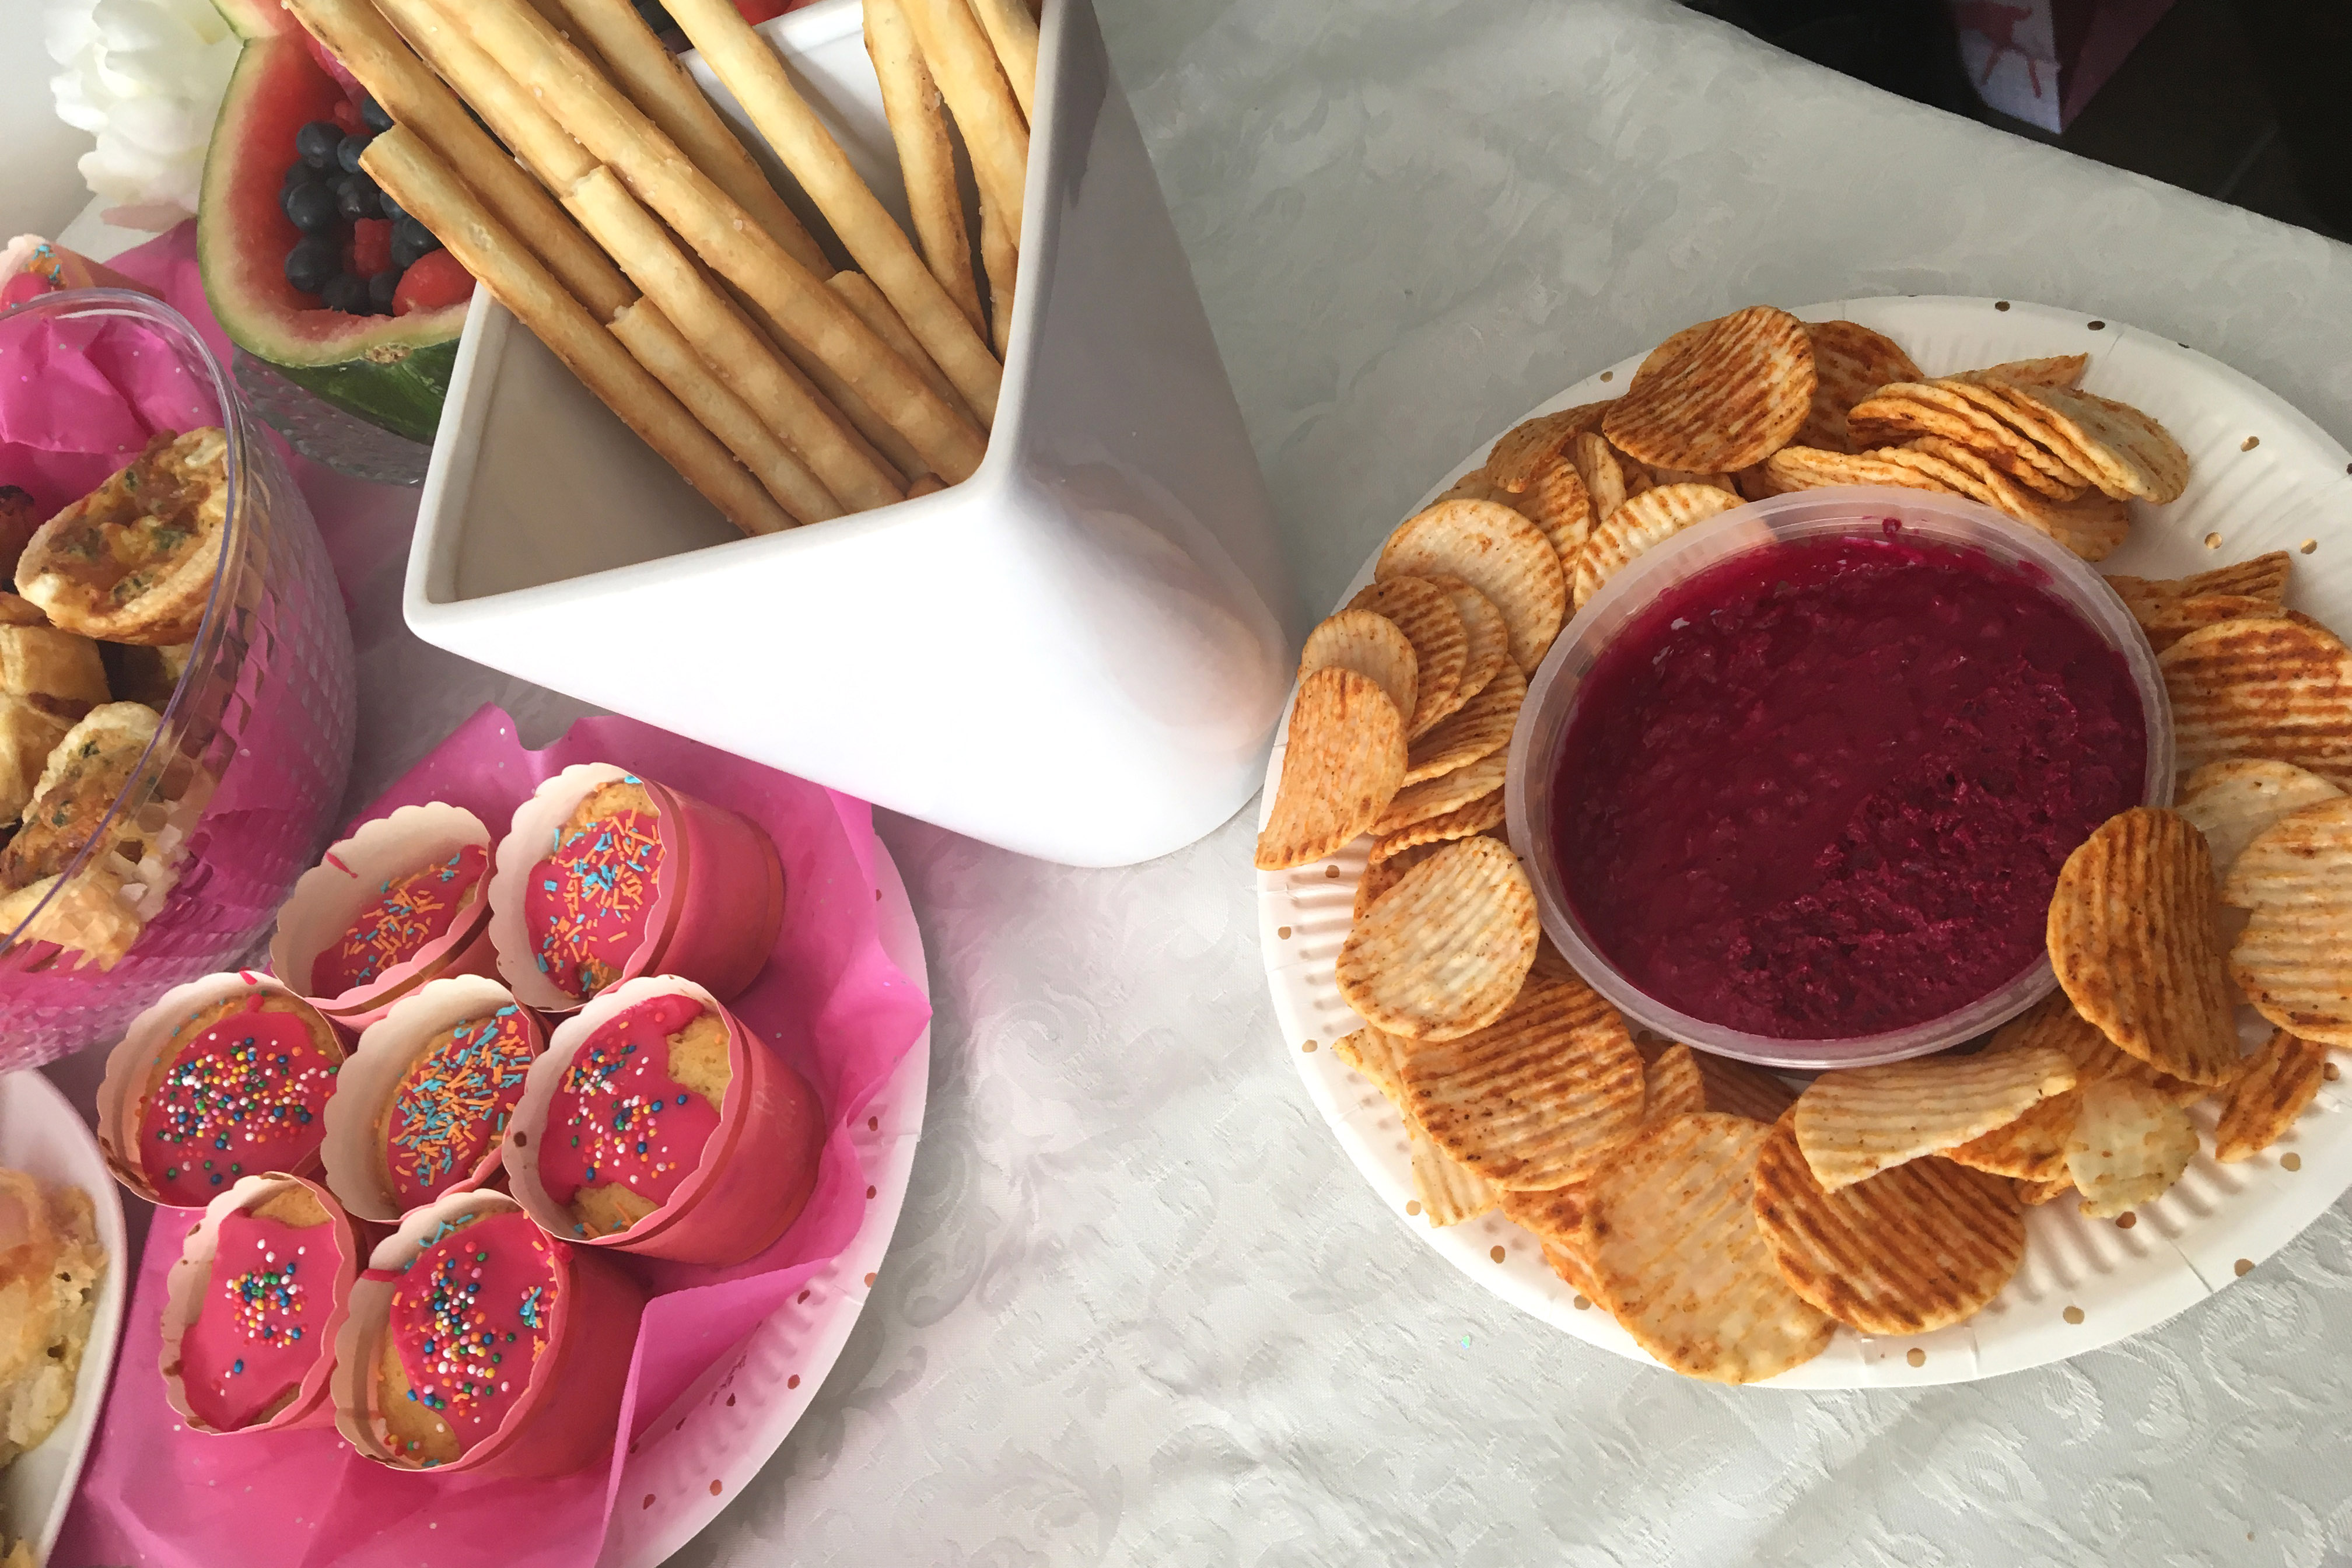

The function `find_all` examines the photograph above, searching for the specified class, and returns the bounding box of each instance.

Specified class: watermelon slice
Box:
[198,0,469,444]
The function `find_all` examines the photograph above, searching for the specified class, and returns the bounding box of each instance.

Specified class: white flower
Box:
[48,0,242,230]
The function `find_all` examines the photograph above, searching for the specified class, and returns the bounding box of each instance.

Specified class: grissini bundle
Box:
[539,0,832,276]
[432,0,987,483]
[896,0,1028,251]
[863,0,983,335]
[661,0,999,428]
[607,300,827,523]
[363,128,795,538]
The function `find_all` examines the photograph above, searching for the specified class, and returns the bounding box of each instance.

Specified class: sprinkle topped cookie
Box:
[176,1185,340,1432]
[382,1005,537,1210]
[522,779,665,1003]
[136,993,342,1206]
[379,1210,561,1464]
[537,992,729,1237]
[314,844,489,996]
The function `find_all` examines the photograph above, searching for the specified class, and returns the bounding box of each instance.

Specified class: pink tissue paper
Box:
[57,703,932,1567]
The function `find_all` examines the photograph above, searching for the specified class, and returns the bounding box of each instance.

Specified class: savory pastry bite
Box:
[100,640,192,709]
[0,702,160,890]
[100,973,345,1207]
[0,488,39,579]
[0,1168,106,1466]
[0,593,108,828]
[161,1174,358,1434]
[15,426,229,645]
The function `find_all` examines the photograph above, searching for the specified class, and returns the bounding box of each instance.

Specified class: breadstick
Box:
[967,0,1040,122]
[775,319,928,487]
[864,0,982,334]
[432,0,986,482]
[896,0,1028,250]
[566,167,904,511]
[827,272,961,424]
[375,0,595,187]
[661,0,1000,428]
[610,300,826,523]
[361,130,792,538]
[541,0,831,276]
[286,0,632,321]
[980,200,1017,357]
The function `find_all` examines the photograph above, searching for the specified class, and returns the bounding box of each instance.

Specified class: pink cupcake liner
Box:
[98,970,348,1206]
[330,1189,644,1478]
[486,765,783,1013]
[158,1172,360,1435]
[321,975,547,1224]
[502,975,824,1266]
[269,803,497,1029]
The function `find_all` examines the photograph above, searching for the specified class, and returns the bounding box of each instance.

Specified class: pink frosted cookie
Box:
[313,843,489,997]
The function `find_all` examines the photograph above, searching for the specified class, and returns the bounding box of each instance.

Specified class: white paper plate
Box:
[1259,296,2352,1388]
[598,835,930,1563]
[0,1070,128,1561]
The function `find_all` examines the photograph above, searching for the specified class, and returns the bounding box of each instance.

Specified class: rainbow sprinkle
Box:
[386,1007,535,1199]
[402,1248,501,1415]
[530,786,662,1000]
[323,846,485,991]
[145,1007,339,1198]
[223,1241,308,1355]
[558,1037,695,1191]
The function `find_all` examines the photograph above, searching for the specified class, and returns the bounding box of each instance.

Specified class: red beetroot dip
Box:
[1552,530,2145,1040]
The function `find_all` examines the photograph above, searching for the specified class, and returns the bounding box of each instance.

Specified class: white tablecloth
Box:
[33,0,2352,1560]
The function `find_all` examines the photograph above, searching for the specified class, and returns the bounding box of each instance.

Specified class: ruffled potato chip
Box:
[2108,552,2291,614]
[1404,659,1522,786]
[2161,617,2352,790]
[1981,382,2190,505]
[1252,668,1406,871]
[1570,431,1629,524]
[2179,758,2344,891]
[1486,402,1611,494]
[1367,787,1504,865]
[1409,1125,1499,1226]
[1377,501,1566,674]
[2214,1028,2331,1162]
[1793,1044,2076,1191]
[1514,456,1594,572]
[1795,320,1922,453]
[1426,576,1510,712]
[1349,577,1469,738]
[1571,482,1744,609]
[1601,306,1815,474]
[2065,1074,2199,1218]
[2224,796,2352,1047]
[1371,748,1508,837]
[1847,382,2091,497]
[1643,1044,1708,1122]
[1297,610,1418,731]
[1335,836,1536,1041]
[1940,1088,2078,1182]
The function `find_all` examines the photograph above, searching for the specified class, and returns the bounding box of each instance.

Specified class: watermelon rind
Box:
[198,12,468,446]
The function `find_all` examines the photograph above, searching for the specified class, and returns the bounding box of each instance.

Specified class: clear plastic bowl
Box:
[1503,485,2174,1072]
[0,290,356,1064]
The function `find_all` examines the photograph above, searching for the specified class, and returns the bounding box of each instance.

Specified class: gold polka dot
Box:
[1277,925,1293,940]
[865,1184,877,1199]
[867,1115,879,1131]
[1905,1348,1926,1367]
[1600,369,1615,382]
[2235,1258,2254,1276]
[788,1374,800,1388]
[2204,531,2224,549]
[1325,864,1340,878]
[1994,300,2011,311]
[796,1289,810,1304]
[874,888,883,901]
[2116,1211,2138,1228]
[642,1494,656,1510]
[2242,435,2262,452]
[1490,1245,1507,1264]
[2283,1152,2303,1171]
[2088,320,2106,330]
[726,1393,737,1406]
[864,1270,878,1286]
[2325,1062,2340,1081]
[2063,1306,2085,1324]
[2302,539,2319,555]
[1301,1039,1317,1053]
[1573,1294,1591,1310]
[1405,1199,1422,1216]
[709,1479,723,1496]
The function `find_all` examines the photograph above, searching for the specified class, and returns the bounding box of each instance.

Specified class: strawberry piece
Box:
[332,98,361,135]
[351,218,393,277]
[304,33,363,97]
[733,0,794,21]
[392,250,475,316]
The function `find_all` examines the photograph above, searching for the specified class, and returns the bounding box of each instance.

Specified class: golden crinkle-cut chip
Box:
[2161,616,2352,790]
[1643,1044,1708,1121]
[2048,807,2242,1086]
[1514,456,1595,571]
[1297,609,1418,731]
[1569,431,1630,524]
[1486,402,1611,493]
[1584,1113,1835,1383]
[1366,786,1504,865]
[2224,796,2352,1047]
[1940,1088,2078,1182]
[1436,467,1503,506]
[1761,444,1953,496]
[1979,382,2190,504]
[1570,482,1744,610]
[1351,835,1465,921]
[2065,1074,2199,1218]
[1409,1125,1499,1226]
[1335,836,1536,1041]
[1752,1119,2025,1336]
[1793,1043,2076,1191]
[2017,1175,2074,1206]
[1332,1025,1409,1107]
[1400,975,1646,1189]
[1253,668,1406,870]
[1948,354,2088,390]
[2178,758,2345,890]
[1371,747,1508,836]
[2127,594,2291,653]
[1990,988,2204,1107]
[2108,551,2291,614]
[2214,1029,2331,1162]
[1425,577,1510,712]
[1846,383,2091,496]
[1601,306,1816,474]
[1794,320,1922,453]
[1632,321,1715,389]
[1404,659,1522,786]
[1890,436,2131,561]
[1347,576,1469,738]
[1377,501,1566,675]
[1501,1182,1602,1300]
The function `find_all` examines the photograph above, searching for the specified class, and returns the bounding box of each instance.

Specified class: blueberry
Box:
[321,272,369,314]
[367,270,401,315]
[295,120,343,170]
[358,94,394,135]
[284,236,340,296]
[335,172,381,220]
[281,179,339,233]
[282,160,326,190]
[378,187,405,223]
[390,216,441,270]
[337,132,374,176]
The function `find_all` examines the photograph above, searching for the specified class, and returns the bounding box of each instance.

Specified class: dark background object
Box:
[1688,0,2349,243]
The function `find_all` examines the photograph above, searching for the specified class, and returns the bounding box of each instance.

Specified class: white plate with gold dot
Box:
[1259,296,2352,1387]
[598,838,929,1562]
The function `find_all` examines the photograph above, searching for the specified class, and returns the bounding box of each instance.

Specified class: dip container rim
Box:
[1502,484,2175,1073]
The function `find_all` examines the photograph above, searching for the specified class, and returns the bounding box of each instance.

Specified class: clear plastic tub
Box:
[1503,485,2173,1072]
[0,290,356,1063]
